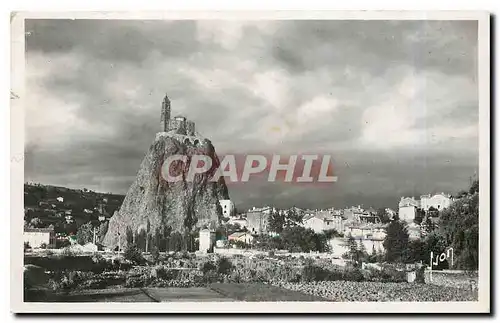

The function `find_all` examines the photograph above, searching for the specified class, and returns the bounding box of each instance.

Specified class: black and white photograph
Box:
[10,11,490,313]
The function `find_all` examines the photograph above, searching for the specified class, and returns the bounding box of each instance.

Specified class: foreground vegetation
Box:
[24,246,477,302]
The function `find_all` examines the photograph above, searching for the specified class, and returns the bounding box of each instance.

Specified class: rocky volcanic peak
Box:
[103,132,229,250]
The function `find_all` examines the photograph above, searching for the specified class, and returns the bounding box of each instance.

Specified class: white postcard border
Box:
[10,10,490,313]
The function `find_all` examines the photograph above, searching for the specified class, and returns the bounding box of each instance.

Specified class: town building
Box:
[343,206,379,224]
[246,209,270,235]
[302,210,344,233]
[227,217,248,228]
[398,193,453,223]
[248,206,274,215]
[419,193,453,211]
[343,223,387,252]
[398,197,420,223]
[219,199,235,218]
[24,228,56,248]
[228,232,254,245]
[198,229,216,253]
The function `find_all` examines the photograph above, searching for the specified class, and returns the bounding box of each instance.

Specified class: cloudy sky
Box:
[25,19,479,210]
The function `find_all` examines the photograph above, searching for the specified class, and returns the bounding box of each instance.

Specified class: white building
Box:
[398,193,453,223]
[398,197,419,223]
[419,193,452,211]
[248,206,274,215]
[24,228,55,248]
[227,217,248,228]
[303,211,343,233]
[228,232,254,245]
[198,229,215,253]
[219,199,235,218]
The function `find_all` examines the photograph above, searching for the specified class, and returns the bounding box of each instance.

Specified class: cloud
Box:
[359,66,477,149]
[24,19,479,210]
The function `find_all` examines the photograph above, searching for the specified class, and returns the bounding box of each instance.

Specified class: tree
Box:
[376,208,391,224]
[150,246,160,264]
[124,243,145,265]
[215,202,223,218]
[383,221,409,263]
[285,207,304,227]
[438,182,479,270]
[358,241,368,262]
[414,208,425,225]
[367,245,377,263]
[256,226,328,253]
[169,232,183,252]
[421,215,437,236]
[404,239,427,263]
[346,235,363,265]
[268,210,286,234]
[280,226,328,252]
[469,179,479,195]
[323,229,342,239]
[29,217,42,228]
[97,222,109,243]
[428,206,439,218]
[424,231,448,269]
[76,222,93,245]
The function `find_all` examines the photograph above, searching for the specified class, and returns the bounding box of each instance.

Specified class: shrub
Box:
[201,260,217,274]
[61,247,75,257]
[124,244,145,265]
[342,266,365,282]
[150,246,160,264]
[301,264,329,282]
[216,257,233,275]
[366,265,407,283]
[56,239,71,249]
[48,271,95,291]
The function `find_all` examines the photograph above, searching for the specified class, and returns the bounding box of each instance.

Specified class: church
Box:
[160,94,196,136]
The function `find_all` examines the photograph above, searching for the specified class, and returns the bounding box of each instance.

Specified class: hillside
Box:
[24,183,125,234]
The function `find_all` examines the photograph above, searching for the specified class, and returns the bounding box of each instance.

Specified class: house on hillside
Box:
[419,193,453,211]
[398,197,420,223]
[398,193,453,223]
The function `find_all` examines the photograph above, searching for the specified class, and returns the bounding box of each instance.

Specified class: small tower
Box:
[160,94,171,131]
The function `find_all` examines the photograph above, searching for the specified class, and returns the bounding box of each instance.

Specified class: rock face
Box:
[102,132,229,250]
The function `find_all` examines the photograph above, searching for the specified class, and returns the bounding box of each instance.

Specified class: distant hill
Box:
[24,183,125,234]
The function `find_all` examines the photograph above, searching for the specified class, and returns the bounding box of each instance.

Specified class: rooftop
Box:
[24,228,54,233]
